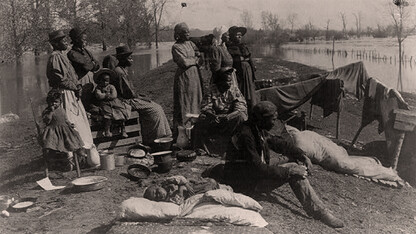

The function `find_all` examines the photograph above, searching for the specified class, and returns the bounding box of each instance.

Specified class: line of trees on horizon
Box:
[238,7,416,46]
[1,0,415,66]
[0,0,175,64]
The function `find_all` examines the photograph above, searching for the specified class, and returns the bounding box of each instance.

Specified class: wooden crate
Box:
[393,109,416,132]
[90,112,142,150]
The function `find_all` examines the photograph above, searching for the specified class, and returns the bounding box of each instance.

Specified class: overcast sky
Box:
[163,0,400,31]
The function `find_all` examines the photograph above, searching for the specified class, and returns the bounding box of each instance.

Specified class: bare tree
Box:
[240,10,253,29]
[150,0,169,49]
[353,11,362,38]
[389,0,416,90]
[117,0,152,50]
[287,13,297,33]
[261,11,279,31]
[0,0,32,62]
[261,11,269,30]
[325,19,331,40]
[340,12,347,34]
[30,0,53,56]
[79,0,121,51]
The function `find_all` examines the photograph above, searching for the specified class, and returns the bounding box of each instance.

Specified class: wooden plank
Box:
[89,112,140,130]
[394,109,416,124]
[394,120,416,132]
[95,135,142,150]
[92,125,140,138]
[94,130,140,143]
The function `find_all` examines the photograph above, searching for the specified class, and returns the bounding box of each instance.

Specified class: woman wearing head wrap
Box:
[171,22,203,134]
[227,26,259,111]
[209,26,238,88]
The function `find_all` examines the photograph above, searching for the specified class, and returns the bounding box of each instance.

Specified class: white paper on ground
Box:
[36,177,66,191]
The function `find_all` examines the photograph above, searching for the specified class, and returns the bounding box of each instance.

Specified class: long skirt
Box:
[237,61,259,111]
[61,89,94,149]
[173,66,203,130]
[126,98,172,145]
[78,71,96,110]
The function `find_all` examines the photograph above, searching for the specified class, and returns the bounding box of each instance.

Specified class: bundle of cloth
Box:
[285,126,405,187]
[119,189,268,227]
[324,61,369,99]
[359,77,410,154]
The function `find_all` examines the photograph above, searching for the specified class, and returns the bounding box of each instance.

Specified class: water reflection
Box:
[0,47,172,116]
[253,43,416,93]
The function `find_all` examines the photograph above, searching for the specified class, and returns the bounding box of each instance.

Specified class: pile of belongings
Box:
[118,189,268,227]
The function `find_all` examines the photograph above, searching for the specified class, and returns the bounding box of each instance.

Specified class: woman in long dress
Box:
[209,26,238,88]
[227,26,259,111]
[171,22,203,133]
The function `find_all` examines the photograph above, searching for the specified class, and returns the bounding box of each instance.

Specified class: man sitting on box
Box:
[192,67,248,149]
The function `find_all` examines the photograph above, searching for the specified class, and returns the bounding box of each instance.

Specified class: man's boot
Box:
[288,177,344,228]
[314,209,344,228]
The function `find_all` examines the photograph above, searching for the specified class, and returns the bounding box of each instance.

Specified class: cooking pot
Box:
[127,164,151,180]
[151,151,173,164]
[176,150,197,162]
[153,137,173,151]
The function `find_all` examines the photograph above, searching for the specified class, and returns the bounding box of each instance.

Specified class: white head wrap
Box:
[213,25,227,45]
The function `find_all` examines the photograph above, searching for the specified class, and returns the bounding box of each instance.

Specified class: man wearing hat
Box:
[67,27,100,109]
[192,67,247,148]
[112,45,172,146]
[46,30,98,167]
[223,101,344,228]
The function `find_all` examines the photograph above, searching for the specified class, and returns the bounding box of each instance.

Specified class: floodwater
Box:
[254,36,416,93]
[1,37,415,117]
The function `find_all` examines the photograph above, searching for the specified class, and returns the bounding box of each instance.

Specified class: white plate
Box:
[12,201,34,209]
[71,176,107,186]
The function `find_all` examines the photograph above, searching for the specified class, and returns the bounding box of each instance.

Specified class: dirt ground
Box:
[1,57,416,234]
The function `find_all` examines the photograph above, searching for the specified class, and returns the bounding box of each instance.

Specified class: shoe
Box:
[121,132,128,138]
[104,131,112,137]
[316,209,344,228]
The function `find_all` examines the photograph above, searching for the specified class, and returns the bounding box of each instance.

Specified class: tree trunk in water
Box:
[15,61,24,116]
[155,27,159,49]
[154,8,159,49]
[102,40,107,51]
[398,41,403,91]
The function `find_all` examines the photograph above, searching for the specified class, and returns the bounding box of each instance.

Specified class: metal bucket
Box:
[100,153,115,171]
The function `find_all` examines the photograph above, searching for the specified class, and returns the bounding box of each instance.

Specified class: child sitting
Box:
[41,90,85,171]
[143,175,231,205]
[93,69,132,137]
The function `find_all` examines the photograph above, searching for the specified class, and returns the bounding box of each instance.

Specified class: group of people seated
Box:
[153,22,343,228]
[42,27,172,170]
[40,23,344,228]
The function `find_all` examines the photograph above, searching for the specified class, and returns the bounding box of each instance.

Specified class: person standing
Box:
[112,45,172,146]
[67,27,100,110]
[227,26,259,111]
[209,26,238,88]
[46,30,99,167]
[224,101,344,228]
[171,22,203,135]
